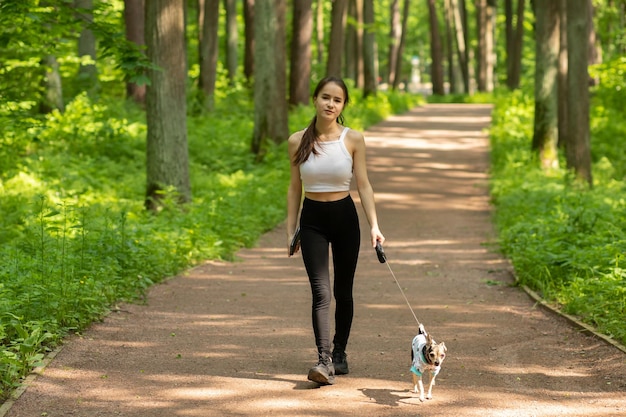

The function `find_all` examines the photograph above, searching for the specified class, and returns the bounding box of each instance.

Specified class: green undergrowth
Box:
[0,87,422,400]
[489,66,626,347]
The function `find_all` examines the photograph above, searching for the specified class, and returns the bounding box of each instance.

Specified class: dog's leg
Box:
[426,373,436,400]
[418,378,425,402]
[412,373,419,394]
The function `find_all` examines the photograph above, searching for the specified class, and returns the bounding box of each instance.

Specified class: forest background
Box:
[0,0,625,403]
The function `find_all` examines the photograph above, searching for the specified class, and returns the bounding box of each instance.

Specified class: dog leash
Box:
[375,242,422,327]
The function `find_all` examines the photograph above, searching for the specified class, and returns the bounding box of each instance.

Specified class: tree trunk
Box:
[145,0,191,210]
[243,0,255,81]
[75,0,98,96]
[363,0,377,97]
[198,0,220,111]
[224,0,238,84]
[345,0,357,82]
[426,0,445,95]
[532,0,559,170]
[450,0,469,92]
[507,0,525,89]
[252,0,289,157]
[486,0,496,91]
[444,0,456,93]
[315,0,325,64]
[124,0,146,105]
[565,0,592,185]
[476,0,487,92]
[557,0,568,148]
[39,55,65,114]
[347,0,364,87]
[392,0,410,90]
[289,0,312,106]
[388,0,401,86]
[327,0,348,77]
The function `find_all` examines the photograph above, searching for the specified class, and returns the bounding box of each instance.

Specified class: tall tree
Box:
[565,0,592,185]
[345,0,364,87]
[362,0,377,96]
[327,0,348,77]
[252,0,289,157]
[124,0,146,105]
[505,0,525,89]
[451,0,469,92]
[476,0,496,92]
[388,0,402,86]
[75,0,98,95]
[224,0,238,84]
[145,0,191,209]
[426,0,445,94]
[315,0,325,64]
[557,0,568,148]
[532,0,560,170]
[392,0,410,90]
[444,0,457,92]
[289,0,313,106]
[39,55,65,114]
[198,0,220,111]
[243,0,255,81]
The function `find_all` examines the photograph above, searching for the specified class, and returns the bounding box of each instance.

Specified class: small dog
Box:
[410,323,447,402]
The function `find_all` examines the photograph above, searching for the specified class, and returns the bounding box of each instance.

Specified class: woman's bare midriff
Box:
[304,191,350,202]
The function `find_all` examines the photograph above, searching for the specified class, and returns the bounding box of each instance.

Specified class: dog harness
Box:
[410,333,441,377]
[300,127,353,192]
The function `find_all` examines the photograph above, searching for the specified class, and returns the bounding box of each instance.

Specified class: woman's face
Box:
[314,82,346,123]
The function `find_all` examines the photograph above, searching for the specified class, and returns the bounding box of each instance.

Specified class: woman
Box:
[286,76,385,385]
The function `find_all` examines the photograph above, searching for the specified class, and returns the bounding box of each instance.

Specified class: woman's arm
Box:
[287,132,304,252]
[349,130,385,247]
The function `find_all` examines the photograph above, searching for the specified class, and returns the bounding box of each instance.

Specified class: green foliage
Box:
[0,84,421,400]
[489,76,626,346]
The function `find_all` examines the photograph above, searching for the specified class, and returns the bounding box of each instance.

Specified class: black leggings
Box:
[300,195,360,356]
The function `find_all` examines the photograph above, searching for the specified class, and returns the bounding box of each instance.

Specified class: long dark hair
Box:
[292,76,350,166]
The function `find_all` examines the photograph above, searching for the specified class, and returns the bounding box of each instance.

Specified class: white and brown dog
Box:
[410,324,447,402]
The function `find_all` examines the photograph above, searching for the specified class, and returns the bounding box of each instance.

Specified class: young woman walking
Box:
[286,76,385,385]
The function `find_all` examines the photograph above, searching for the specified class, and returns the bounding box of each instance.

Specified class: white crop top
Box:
[300,127,353,192]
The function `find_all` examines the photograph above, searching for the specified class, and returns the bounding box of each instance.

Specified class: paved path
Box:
[4,104,625,417]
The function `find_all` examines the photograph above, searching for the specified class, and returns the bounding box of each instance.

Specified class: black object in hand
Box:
[375,241,387,263]
[289,227,301,256]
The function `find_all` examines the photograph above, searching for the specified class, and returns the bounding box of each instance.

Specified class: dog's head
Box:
[419,324,447,367]
[424,333,447,367]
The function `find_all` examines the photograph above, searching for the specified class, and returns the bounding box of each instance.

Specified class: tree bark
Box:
[426,0,445,95]
[557,0,568,148]
[532,0,559,170]
[392,0,410,90]
[363,0,377,97]
[315,0,325,64]
[39,55,65,114]
[289,0,313,106]
[507,0,525,89]
[243,0,255,81]
[145,0,191,209]
[450,0,469,92]
[75,0,98,96]
[198,0,220,111]
[565,0,592,185]
[124,0,146,105]
[444,0,456,93]
[224,0,238,84]
[252,0,289,157]
[326,0,348,77]
[388,0,401,86]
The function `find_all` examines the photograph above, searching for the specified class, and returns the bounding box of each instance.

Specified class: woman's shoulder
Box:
[288,129,306,144]
[344,127,365,144]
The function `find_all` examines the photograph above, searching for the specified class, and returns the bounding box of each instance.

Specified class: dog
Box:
[410,323,447,402]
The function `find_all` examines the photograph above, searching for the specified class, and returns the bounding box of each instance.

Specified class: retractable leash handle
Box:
[375,240,387,263]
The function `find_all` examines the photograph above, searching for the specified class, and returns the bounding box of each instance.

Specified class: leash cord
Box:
[376,242,421,327]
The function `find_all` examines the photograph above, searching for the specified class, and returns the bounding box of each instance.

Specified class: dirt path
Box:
[3,104,625,417]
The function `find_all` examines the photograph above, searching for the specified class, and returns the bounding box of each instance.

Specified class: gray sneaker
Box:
[307,353,335,385]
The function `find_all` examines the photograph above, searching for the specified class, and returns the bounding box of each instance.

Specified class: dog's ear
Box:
[426,333,433,344]
[440,342,447,353]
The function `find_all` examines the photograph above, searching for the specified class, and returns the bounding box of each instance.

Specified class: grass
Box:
[488,61,626,346]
